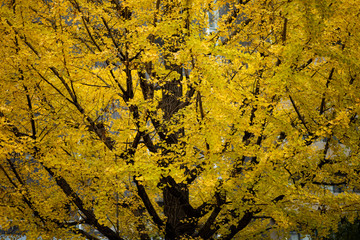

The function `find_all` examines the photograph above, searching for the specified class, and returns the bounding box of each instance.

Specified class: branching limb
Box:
[5,19,40,57]
[101,17,125,61]
[195,182,226,239]
[42,164,123,240]
[31,66,74,104]
[2,160,47,226]
[289,94,312,137]
[219,211,253,240]
[320,68,335,115]
[82,16,102,52]
[133,176,164,228]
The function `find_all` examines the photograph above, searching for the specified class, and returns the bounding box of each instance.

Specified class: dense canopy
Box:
[1,0,360,239]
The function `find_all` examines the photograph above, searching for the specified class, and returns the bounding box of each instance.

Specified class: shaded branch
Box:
[0,112,30,138]
[82,16,102,52]
[320,68,335,115]
[161,176,201,217]
[196,205,222,239]
[296,59,313,72]
[289,94,312,138]
[42,164,123,240]
[194,181,226,238]
[133,177,164,228]
[49,67,77,102]
[2,160,47,226]
[101,17,125,61]
[31,66,74,104]
[219,211,253,240]
[23,85,36,139]
[6,19,40,57]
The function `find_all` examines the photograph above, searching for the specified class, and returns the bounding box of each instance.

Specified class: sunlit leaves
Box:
[1,0,360,239]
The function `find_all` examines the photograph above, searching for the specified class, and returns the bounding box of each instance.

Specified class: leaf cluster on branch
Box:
[1,0,360,239]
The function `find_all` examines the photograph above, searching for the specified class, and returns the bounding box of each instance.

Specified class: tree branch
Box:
[289,94,312,138]
[133,176,164,228]
[320,68,335,115]
[82,16,102,52]
[101,17,125,61]
[42,164,123,240]
[219,211,253,240]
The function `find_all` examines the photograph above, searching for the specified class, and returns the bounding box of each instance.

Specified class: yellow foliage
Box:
[1,0,360,239]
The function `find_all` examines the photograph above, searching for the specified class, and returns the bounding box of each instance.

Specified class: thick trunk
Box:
[159,66,196,239]
[163,184,196,239]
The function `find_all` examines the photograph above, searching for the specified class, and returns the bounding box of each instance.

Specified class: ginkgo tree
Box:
[1,0,360,239]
